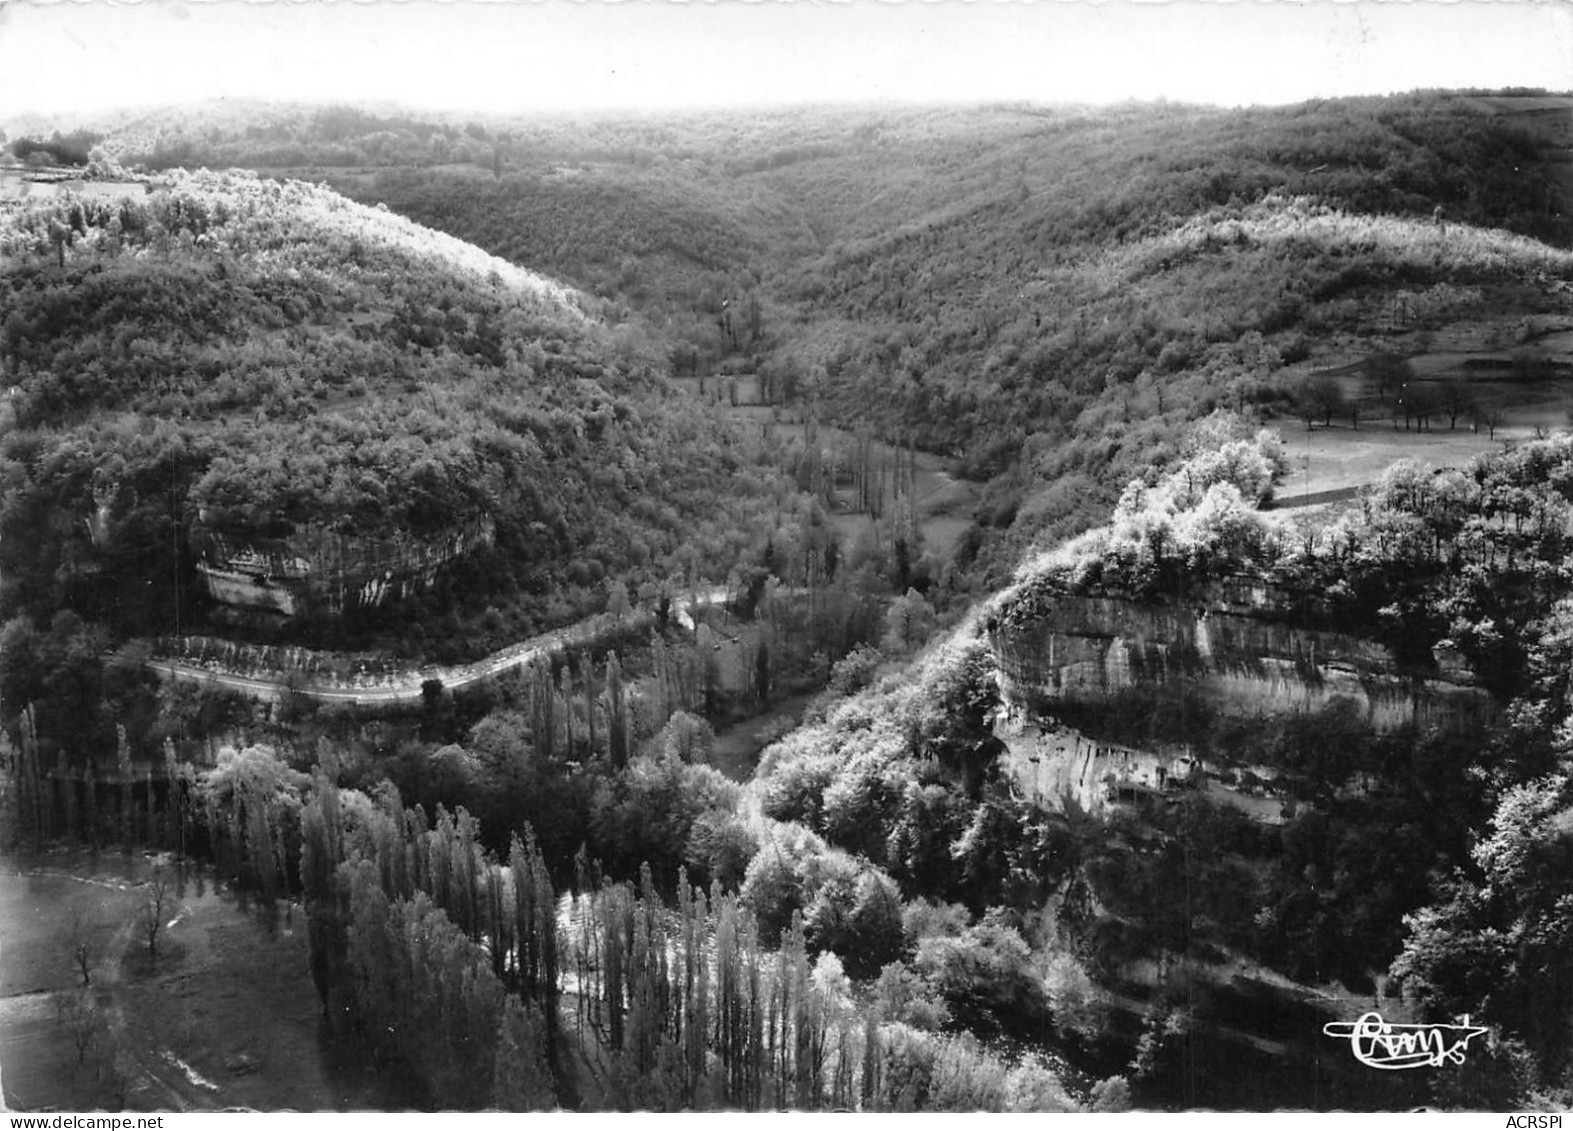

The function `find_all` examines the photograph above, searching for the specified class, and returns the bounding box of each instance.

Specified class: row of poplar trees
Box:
[296,769,1037,1110]
[299,772,560,1108]
[6,696,1038,1110]
[6,707,301,913]
[566,867,881,1110]
[565,861,1026,1110]
[517,639,734,770]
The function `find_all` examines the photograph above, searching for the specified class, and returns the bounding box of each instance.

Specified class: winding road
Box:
[144,588,729,707]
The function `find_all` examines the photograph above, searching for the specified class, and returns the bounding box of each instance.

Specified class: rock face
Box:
[986,576,1493,821]
[192,517,495,621]
[991,707,1293,820]
[988,580,1492,737]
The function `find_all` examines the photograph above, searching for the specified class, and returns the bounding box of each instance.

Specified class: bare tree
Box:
[1441,378,1475,431]
[1408,383,1440,432]
[1296,394,1320,432]
[1296,374,1344,430]
[57,987,102,1065]
[139,864,179,963]
[57,905,101,987]
[1365,351,1414,403]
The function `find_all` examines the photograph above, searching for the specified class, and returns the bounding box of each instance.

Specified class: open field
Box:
[1275,297,1573,502]
[1278,420,1523,499]
[0,169,149,203]
[1275,376,1573,501]
[0,848,409,1113]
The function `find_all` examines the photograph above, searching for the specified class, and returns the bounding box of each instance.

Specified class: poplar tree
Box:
[451,807,481,941]
[493,996,557,1110]
[695,624,718,715]
[117,723,133,848]
[713,888,744,1104]
[606,652,629,768]
[163,739,185,854]
[530,662,556,762]
[245,780,279,901]
[676,875,709,1104]
[557,666,576,756]
[62,763,80,842]
[428,806,455,914]
[651,635,673,727]
[144,765,158,847]
[81,758,96,850]
[20,706,43,842]
[861,1009,883,1111]
[582,651,598,758]
[745,923,765,1109]
[486,866,510,985]
[601,882,627,1052]
[300,770,348,1024]
[508,830,559,1056]
[787,917,815,1107]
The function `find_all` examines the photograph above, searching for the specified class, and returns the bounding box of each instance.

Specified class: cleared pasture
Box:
[1276,391,1570,500]
[0,849,408,1113]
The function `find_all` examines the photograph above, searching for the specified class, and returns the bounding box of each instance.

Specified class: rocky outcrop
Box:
[992,708,1293,821]
[986,577,1493,822]
[192,516,495,621]
[988,582,1492,736]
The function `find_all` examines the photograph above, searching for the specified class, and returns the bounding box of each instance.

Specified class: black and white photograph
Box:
[1,0,1571,1115]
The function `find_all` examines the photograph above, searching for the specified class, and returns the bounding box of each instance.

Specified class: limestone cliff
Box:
[988,579,1491,735]
[193,516,495,621]
[990,707,1293,820]
[986,577,1493,818]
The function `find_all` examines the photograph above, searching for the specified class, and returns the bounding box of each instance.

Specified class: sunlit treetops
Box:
[0,168,588,318]
[1099,193,1573,294]
[999,415,1291,601]
[995,423,1573,691]
[0,169,791,648]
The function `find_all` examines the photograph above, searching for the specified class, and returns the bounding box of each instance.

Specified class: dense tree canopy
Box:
[0,170,795,657]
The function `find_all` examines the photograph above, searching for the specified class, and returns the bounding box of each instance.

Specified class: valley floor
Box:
[0,849,409,1113]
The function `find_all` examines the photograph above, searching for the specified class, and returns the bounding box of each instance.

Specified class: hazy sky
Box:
[0,0,1569,120]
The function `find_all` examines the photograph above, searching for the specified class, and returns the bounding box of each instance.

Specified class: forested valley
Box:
[4,89,1573,1111]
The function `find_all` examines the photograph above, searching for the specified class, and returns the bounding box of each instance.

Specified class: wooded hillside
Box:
[0,170,792,656]
[110,92,1572,590]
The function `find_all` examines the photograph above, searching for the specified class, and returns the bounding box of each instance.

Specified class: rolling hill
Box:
[0,169,787,656]
[109,92,1573,591]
